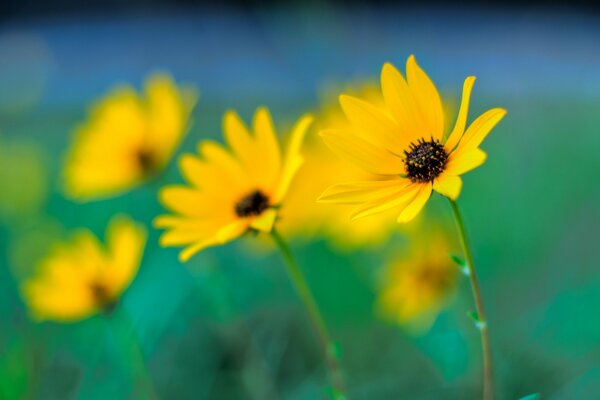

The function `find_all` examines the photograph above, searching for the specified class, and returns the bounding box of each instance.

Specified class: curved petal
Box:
[253,107,282,185]
[320,129,403,175]
[159,185,225,217]
[104,216,146,295]
[249,208,277,232]
[274,114,313,203]
[433,174,463,200]
[444,76,476,152]
[406,55,444,140]
[179,219,248,262]
[396,183,432,223]
[455,108,507,153]
[351,183,419,220]
[318,179,409,204]
[445,148,487,176]
[339,94,405,150]
[381,63,422,141]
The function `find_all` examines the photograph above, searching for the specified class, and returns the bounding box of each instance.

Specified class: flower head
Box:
[21,216,146,322]
[318,56,506,223]
[64,73,197,200]
[376,228,458,332]
[155,107,313,262]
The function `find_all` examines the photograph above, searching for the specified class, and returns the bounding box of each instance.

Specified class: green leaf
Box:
[449,253,470,276]
[466,311,487,330]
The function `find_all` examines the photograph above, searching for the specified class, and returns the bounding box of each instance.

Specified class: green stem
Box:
[449,200,493,400]
[270,229,347,399]
[109,306,158,400]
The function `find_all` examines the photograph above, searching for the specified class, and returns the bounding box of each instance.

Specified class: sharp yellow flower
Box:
[155,107,313,262]
[318,55,506,223]
[21,216,146,322]
[376,229,458,333]
[64,73,198,200]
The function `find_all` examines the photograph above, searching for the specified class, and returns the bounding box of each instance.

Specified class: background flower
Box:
[21,215,146,322]
[376,227,459,334]
[63,74,197,201]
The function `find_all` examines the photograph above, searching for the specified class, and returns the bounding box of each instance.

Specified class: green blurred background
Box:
[1,3,600,399]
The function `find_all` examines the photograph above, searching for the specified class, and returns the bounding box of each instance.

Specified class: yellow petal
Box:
[351,183,419,220]
[253,107,282,186]
[396,183,432,223]
[433,174,463,200]
[198,141,250,192]
[380,62,422,141]
[144,73,197,162]
[320,129,402,175]
[339,94,405,150]
[318,179,408,204]
[159,185,221,217]
[223,110,257,171]
[22,279,97,322]
[274,114,313,203]
[455,108,506,153]
[249,208,277,232]
[179,219,248,262]
[444,76,476,152]
[104,216,146,295]
[445,148,487,176]
[406,55,444,140]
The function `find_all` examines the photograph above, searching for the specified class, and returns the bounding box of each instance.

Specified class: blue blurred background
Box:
[1,2,600,399]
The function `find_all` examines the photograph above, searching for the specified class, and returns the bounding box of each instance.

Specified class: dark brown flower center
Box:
[90,282,117,313]
[235,190,270,217]
[404,138,448,183]
[416,265,454,293]
[136,148,158,174]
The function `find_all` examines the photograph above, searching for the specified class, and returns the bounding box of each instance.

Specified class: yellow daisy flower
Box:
[376,229,458,333]
[155,107,313,262]
[64,73,197,200]
[21,216,146,322]
[318,55,506,223]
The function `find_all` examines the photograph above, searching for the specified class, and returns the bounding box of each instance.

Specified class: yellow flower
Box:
[21,216,146,322]
[64,73,198,200]
[376,229,458,332]
[318,55,506,223]
[155,107,313,262]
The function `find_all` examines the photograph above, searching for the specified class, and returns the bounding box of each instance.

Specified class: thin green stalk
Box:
[449,200,493,400]
[109,306,158,400]
[270,229,347,399]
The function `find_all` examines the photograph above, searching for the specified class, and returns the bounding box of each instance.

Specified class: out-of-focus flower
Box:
[155,107,312,262]
[376,228,458,333]
[63,73,197,201]
[21,216,146,322]
[278,82,403,250]
[318,55,506,223]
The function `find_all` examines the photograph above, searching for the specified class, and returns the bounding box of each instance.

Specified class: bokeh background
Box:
[1,1,600,399]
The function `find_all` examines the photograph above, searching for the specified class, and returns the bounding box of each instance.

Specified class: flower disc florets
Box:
[235,190,270,217]
[404,138,448,183]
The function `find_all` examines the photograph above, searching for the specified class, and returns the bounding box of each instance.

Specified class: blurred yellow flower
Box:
[64,73,198,201]
[278,82,402,249]
[155,107,313,262]
[21,216,146,322]
[376,229,458,332]
[318,55,506,223]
